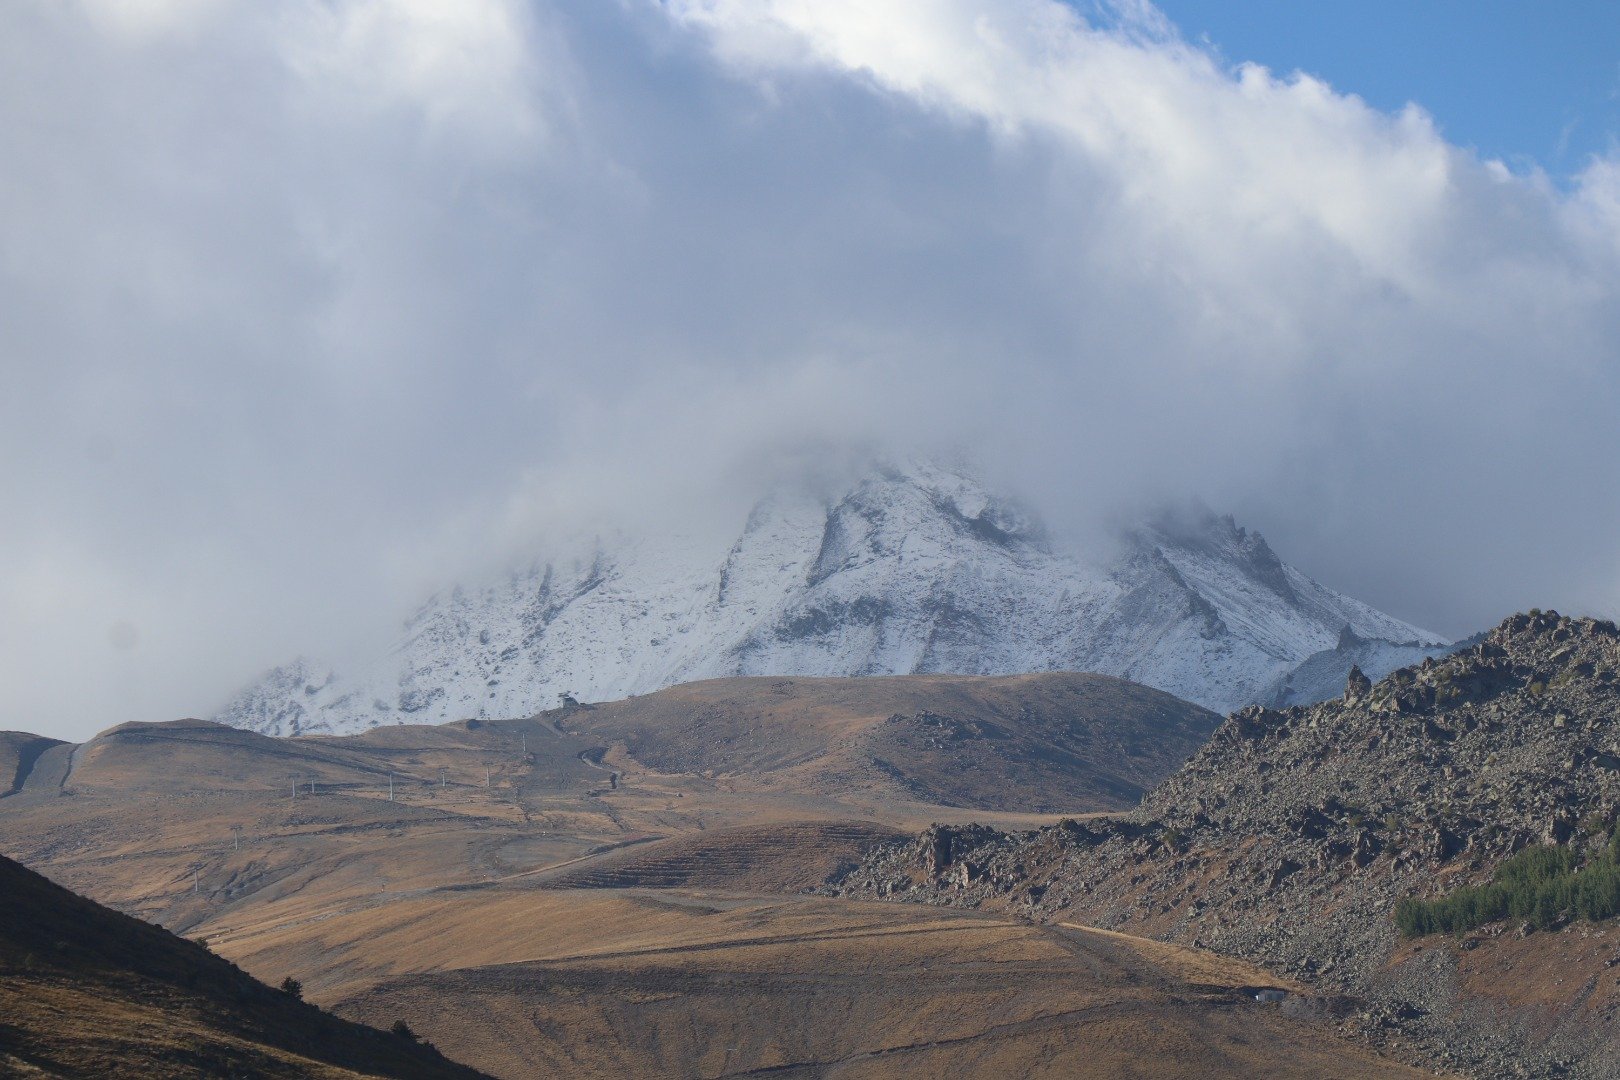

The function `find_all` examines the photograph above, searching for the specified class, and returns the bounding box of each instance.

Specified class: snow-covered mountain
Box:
[216,462,1446,736]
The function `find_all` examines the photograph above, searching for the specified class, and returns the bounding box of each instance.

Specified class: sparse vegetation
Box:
[1396,830,1620,937]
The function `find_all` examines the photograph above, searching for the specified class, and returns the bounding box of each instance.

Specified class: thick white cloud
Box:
[664,0,1620,617]
[284,0,553,151]
[1,0,1617,739]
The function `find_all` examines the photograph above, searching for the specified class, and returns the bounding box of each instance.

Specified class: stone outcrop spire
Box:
[1344,664,1371,703]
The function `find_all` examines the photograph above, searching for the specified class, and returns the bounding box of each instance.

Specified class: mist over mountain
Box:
[217,462,1443,736]
[4,1,1620,740]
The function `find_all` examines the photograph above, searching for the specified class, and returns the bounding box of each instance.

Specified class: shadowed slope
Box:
[0,854,486,1079]
[0,731,65,798]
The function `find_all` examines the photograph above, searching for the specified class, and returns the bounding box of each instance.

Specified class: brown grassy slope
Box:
[0,854,487,1079]
[0,671,1439,1080]
[535,820,909,891]
[0,714,603,933]
[54,717,522,795]
[0,673,1209,934]
[234,888,1433,1080]
[568,672,1221,811]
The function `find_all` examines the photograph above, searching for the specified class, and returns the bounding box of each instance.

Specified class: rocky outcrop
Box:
[828,612,1620,1079]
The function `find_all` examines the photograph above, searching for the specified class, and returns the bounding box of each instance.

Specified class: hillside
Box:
[0,673,1199,939]
[565,672,1222,812]
[239,890,1433,1080]
[215,461,1443,735]
[0,670,1442,1078]
[0,853,485,1079]
[831,611,1620,1078]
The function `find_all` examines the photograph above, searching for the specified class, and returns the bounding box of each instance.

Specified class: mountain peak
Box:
[215,464,1444,736]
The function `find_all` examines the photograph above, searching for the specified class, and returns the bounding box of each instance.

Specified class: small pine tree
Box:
[279,976,303,1000]
[1397,826,1620,937]
[391,1019,419,1042]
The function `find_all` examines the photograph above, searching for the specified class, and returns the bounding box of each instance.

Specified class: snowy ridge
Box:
[216,462,1446,736]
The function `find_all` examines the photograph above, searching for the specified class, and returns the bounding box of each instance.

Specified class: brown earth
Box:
[570,672,1219,812]
[0,673,1213,934]
[0,672,1427,1077]
[209,885,1428,1079]
[534,821,910,891]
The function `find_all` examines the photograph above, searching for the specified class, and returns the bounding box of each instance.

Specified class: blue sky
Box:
[1153,0,1620,175]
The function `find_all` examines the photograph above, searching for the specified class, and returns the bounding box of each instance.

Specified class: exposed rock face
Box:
[828,612,1620,1079]
[215,462,1442,736]
[1344,663,1372,702]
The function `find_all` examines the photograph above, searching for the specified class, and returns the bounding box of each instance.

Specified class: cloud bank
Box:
[2,0,1618,739]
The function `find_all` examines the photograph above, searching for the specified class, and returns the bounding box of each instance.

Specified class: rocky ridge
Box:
[827,611,1620,1079]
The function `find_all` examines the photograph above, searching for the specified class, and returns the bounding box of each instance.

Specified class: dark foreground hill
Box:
[831,611,1620,1079]
[0,853,486,1079]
